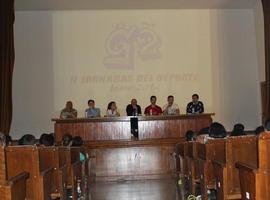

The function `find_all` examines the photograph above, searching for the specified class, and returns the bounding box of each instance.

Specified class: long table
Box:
[52,113,213,142]
[52,113,214,181]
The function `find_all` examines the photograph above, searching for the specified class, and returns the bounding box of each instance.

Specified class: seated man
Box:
[126,99,142,116]
[60,101,78,119]
[163,95,180,115]
[144,96,162,116]
[186,94,204,114]
[85,99,101,118]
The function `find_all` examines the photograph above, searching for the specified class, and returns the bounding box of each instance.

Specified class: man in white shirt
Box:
[163,95,180,115]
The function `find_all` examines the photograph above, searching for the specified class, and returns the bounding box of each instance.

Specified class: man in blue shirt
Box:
[85,99,101,117]
[186,94,204,114]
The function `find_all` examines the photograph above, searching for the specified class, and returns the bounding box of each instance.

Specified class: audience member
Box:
[5,135,12,146]
[0,132,6,146]
[72,136,86,161]
[40,133,54,146]
[185,130,195,141]
[209,122,227,138]
[18,134,36,145]
[255,126,265,135]
[230,123,246,137]
[62,134,73,146]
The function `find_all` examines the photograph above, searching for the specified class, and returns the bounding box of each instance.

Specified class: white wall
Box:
[254,0,265,82]
[11,9,262,138]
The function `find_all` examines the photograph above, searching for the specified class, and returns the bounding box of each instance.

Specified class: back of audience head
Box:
[0,132,6,146]
[62,134,73,146]
[72,136,83,147]
[40,133,54,146]
[209,122,227,138]
[264,119,270,131]
[19,134,36,145]
[230,123,245,137]
[197,127,209,136]
[255,126,265,135]
[5,135,12,146]
[185,130,195,141]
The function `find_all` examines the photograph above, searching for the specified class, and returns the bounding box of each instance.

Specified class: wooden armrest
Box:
[7,172,29,186]
[40,167,54,176]
[212,160,226,167]
[235,162,258,173]
[72,160,81,166]
[59,164,68,171]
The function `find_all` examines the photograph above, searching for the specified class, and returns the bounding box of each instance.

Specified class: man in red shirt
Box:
[144,96,162,115]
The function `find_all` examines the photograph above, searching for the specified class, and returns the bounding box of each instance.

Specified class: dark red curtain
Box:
[0,0,15,135]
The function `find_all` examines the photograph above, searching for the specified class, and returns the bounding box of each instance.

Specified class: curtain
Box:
[261,0,270,122]
[0,0,15,134]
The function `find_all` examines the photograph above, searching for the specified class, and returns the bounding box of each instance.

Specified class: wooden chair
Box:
[197,139,219,200]
[5,145,55,200]
[40,146,69,200]
[0,146,29,200]
[80,147,90,199]
[186,141,200,195]
[66,147,82,200]
[236,132,270,200]
[212,135,257,200]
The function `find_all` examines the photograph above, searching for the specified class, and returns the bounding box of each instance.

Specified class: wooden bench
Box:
[212,135,257,200]
[0,146,29,200]
[186,141,200,195]
[66,147,82,200]
[236,132,270,200]
[5,145,55,200]
[40,146,69,200]
[80,147,90,199]
[197,139,221,200]
[176,142,188,176]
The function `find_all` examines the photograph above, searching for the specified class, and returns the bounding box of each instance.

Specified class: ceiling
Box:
[15,0,257,11]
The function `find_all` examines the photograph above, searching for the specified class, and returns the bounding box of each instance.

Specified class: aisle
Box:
[89,178,183,200]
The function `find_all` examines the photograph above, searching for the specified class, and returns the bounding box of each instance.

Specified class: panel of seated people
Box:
[236,132,270,200]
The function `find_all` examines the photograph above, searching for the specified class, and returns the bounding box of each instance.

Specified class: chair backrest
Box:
[258,132,270,172]
[226,135,258,194]
[0,147,7,185]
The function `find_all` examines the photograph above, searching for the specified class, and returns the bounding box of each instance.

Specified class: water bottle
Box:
[77,179,82,198]
[134,109,138,116]
[150,109,153,116]
[85,110,88,118]
[192,107,195,114]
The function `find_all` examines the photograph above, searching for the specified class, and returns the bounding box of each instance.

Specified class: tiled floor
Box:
[89,178,184,200]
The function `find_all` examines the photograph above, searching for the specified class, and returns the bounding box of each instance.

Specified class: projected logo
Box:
[104,23,162,69]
